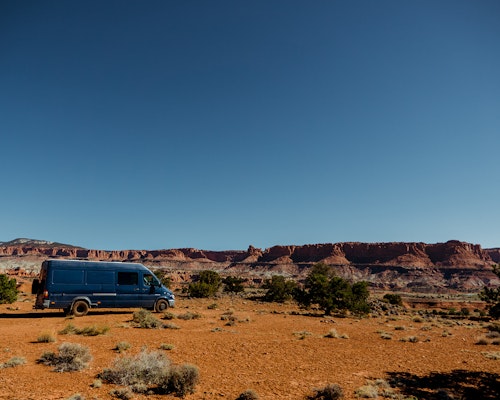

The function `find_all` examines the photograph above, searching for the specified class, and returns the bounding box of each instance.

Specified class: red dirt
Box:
[0,290,499,400]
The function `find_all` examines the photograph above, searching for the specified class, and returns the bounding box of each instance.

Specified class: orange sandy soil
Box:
[0,289,499,400]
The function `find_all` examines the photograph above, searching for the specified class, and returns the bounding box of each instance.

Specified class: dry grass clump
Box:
[163,322,181,329]
[37,331,57,343]
[324,329,349,339]
[66,394,85,400]
[132,309,164,329]
[379,331,392,340]
[59,323,109,336]
[0,356,26,369]
[114,342,131,353]
[306,383,343,399]
[294,330,313,340]
[236,389,260,400]
[98,349,199,397]
[355,384,378,398]
[400,336,419,343]
[177,311,202,320]
[37,342,92,372]
[482,351,500,360]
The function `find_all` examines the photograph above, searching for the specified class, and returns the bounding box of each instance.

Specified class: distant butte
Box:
[1,239,499,293]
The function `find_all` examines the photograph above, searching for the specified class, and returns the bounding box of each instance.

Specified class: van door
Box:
[116,271,141,307]
[140,272,161,308]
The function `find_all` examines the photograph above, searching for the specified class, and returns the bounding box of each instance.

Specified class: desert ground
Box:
[0,285,499,400]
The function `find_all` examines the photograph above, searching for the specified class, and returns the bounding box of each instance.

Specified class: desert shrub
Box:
[294,330,313,340]
[0,356,26,369]
[380,332,392,340]
[222,276,246,294]
[354,385,378,398]
[132,309,164,328]
[307,383,343,400]
[91,379,102,388]
[59,323,109,336]
[236,389,260,400]
[114,342,131,353]
[482,351,500,360]
[99,350,171,387]
[479,265,500,319]
[59,323,78,335]
[162,311,176,320]
[37,342,92,372]
[382,293,403,306]
[164,322,181,329]
[66,395,85,400]
[188,270,221,298]
[262,275,297,303]
[99,350,199,397]
[324,329,340,338]
[487,322,500,333]
[161,364,199,397]
[476,337,490,345]
[0,274,18,304]
[177,311,202,320]
[295,263,370,315]
[37,331,57,343]
[400,336,419,343]
[110,388,133,400]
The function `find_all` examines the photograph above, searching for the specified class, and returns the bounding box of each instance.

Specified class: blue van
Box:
[32,259,175,316]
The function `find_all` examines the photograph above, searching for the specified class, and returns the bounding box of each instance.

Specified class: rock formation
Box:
[1,239,498,293]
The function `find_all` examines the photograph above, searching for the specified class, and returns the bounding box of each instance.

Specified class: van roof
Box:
[45,259,146,268]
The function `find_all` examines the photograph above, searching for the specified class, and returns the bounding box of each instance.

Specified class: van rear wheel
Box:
[155,299,169,313]
[72,300,89,317]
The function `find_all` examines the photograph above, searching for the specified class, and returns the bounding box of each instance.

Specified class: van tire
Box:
[155,299,169,313]
[72,300,89,317]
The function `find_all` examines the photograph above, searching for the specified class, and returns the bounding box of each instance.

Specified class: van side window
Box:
[53,269,84,284]
[117,272,138,285]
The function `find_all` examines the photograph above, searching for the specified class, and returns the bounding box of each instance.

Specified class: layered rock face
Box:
[1,240,498,293]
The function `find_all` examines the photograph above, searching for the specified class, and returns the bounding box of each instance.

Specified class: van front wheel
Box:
[72,300,89,317]
[155,299,169,313]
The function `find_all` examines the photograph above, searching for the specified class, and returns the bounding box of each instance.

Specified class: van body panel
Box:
[33,259,175,314]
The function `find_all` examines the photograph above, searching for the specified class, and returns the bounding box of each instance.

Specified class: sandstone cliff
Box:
[1,239,498,293]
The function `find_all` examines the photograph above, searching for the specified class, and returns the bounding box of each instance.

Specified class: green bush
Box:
[188,270,221,298]
[222,276,246,294]
[0,274,18,304]
[480,265,500,319]
[382,293,403,306]
[295,263,370,315]
[37,342,92,372]
[262,275,297,303]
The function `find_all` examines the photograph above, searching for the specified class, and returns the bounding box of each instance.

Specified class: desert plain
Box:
[0,284,499,400]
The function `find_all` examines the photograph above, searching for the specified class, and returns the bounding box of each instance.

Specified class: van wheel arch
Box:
[71,300,90,317]
[155,299,169,313]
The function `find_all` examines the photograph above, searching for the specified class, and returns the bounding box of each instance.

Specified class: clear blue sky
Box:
[1,1,499,250]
